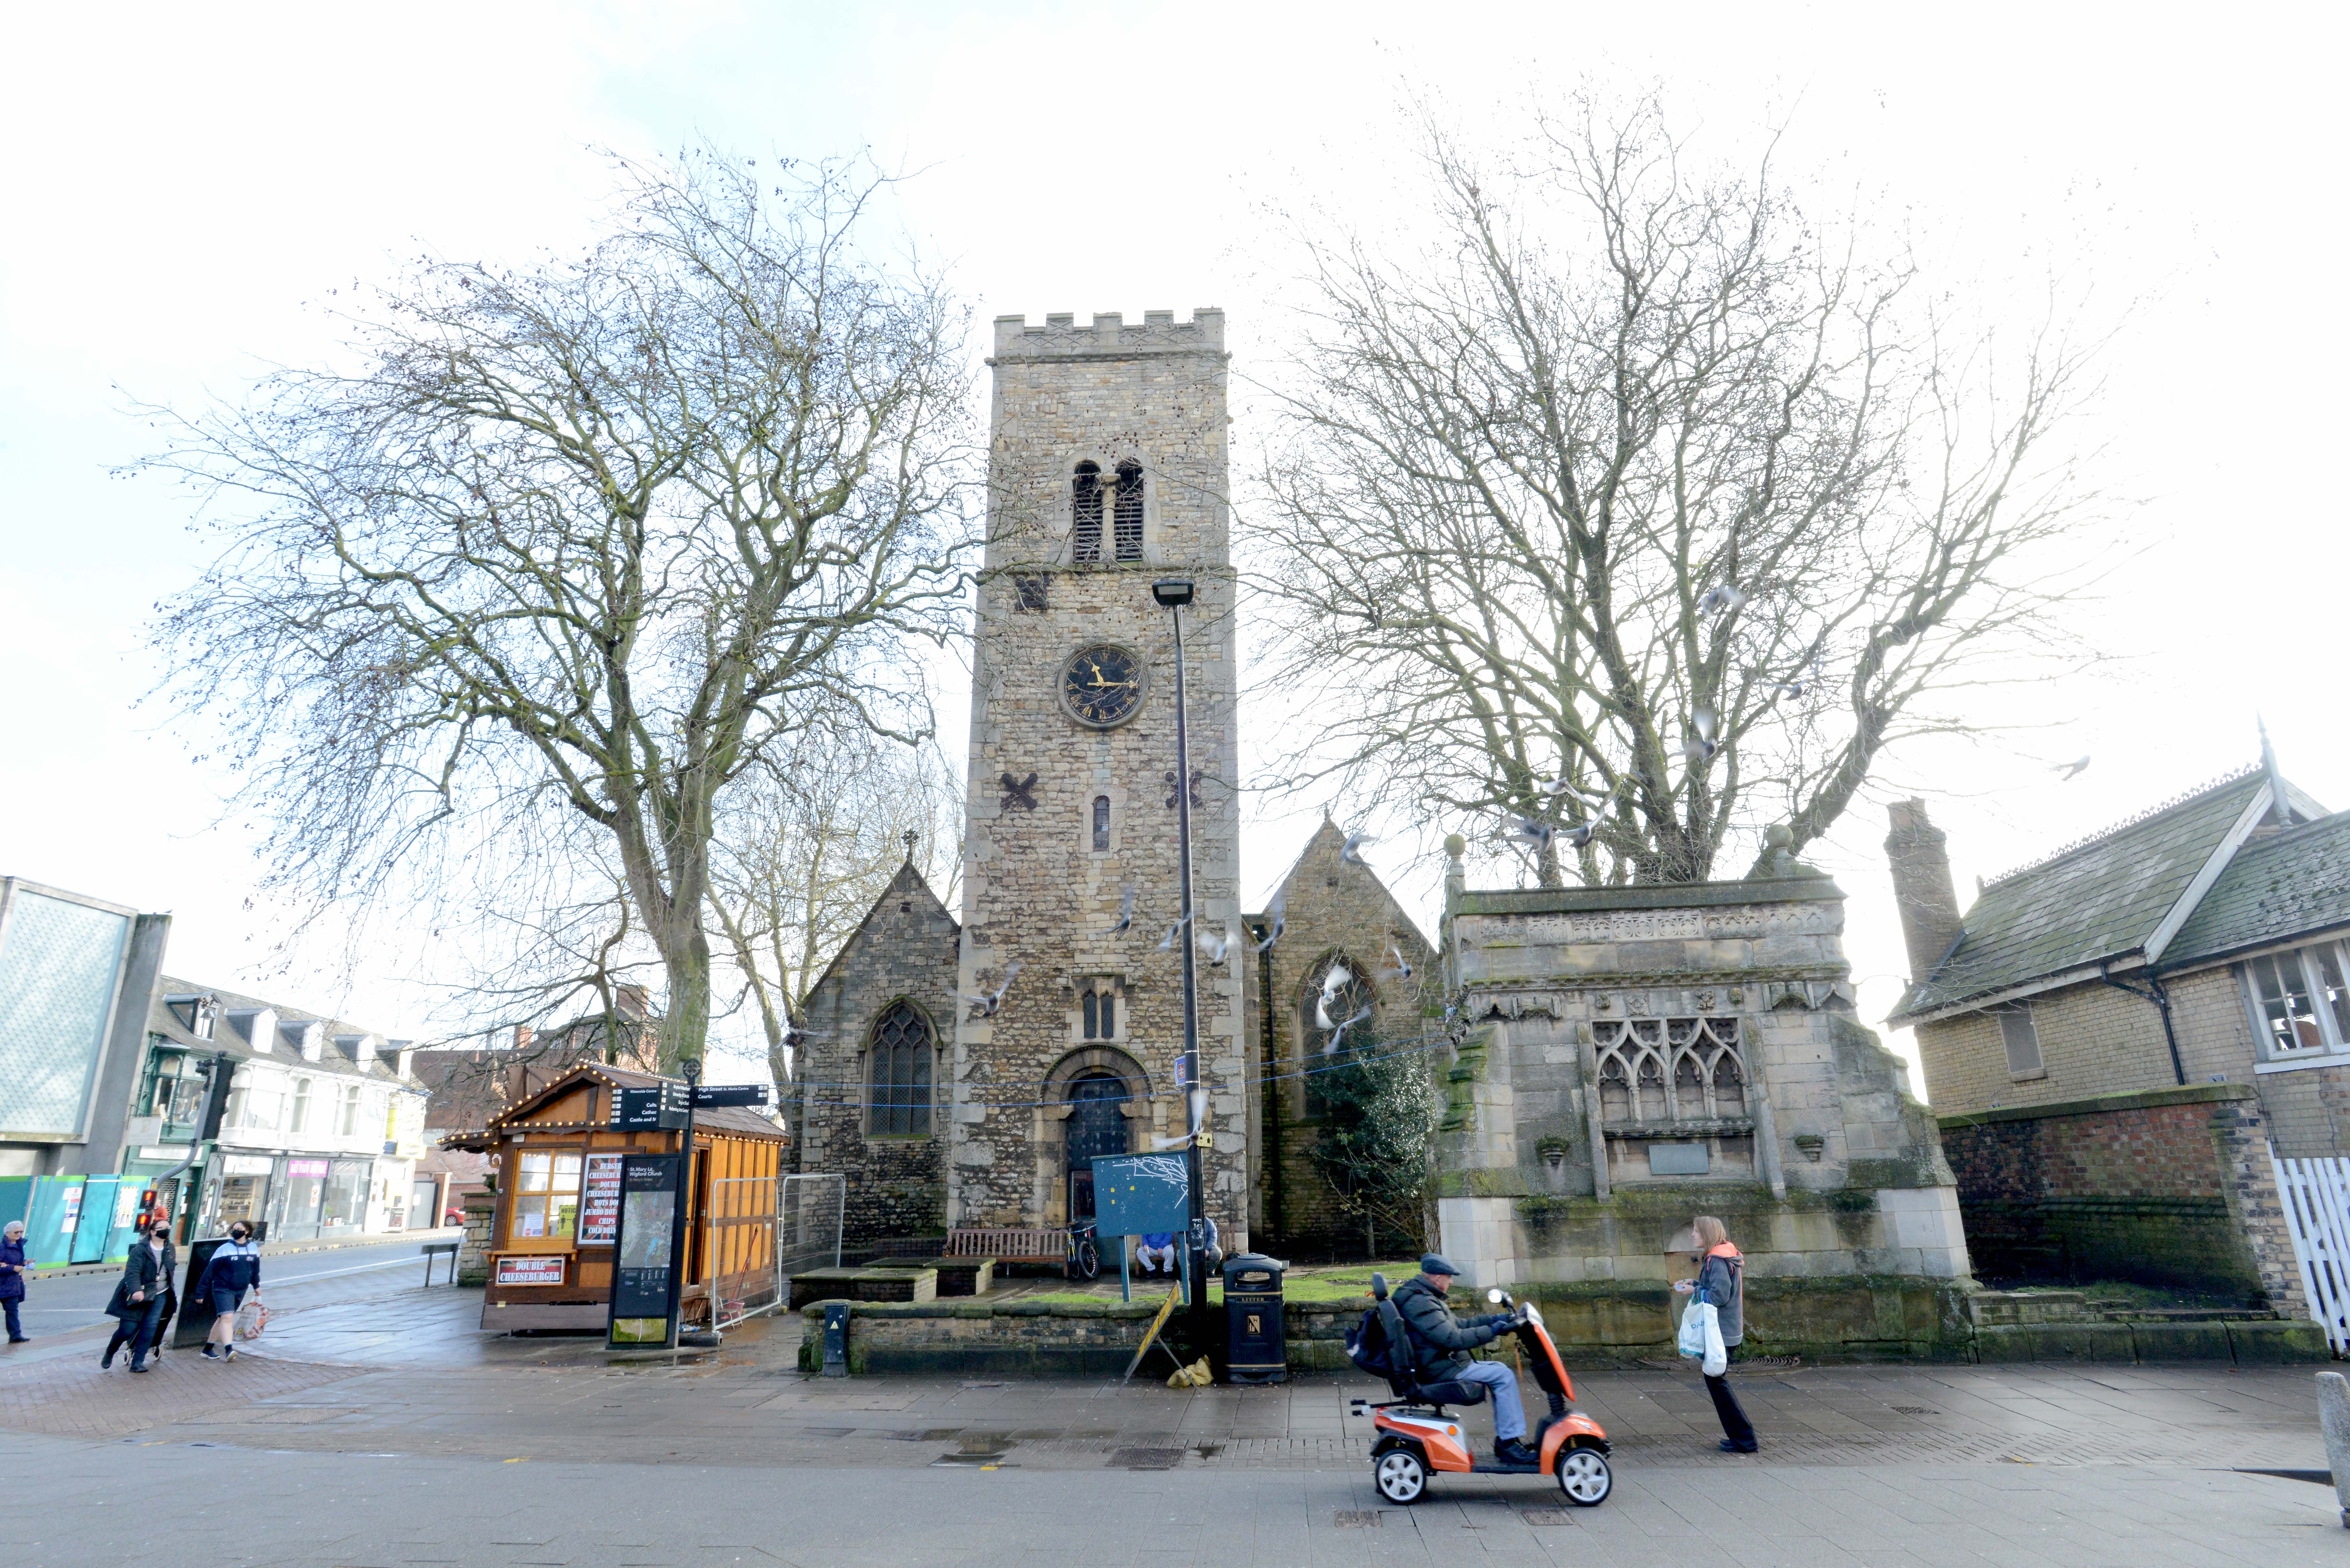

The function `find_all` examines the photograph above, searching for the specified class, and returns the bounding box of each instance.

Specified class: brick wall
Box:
[1938,1083,2305,1312]
[790,863,961,1245]
[1915,980,2174,1117]
[1245,819,1439,1258]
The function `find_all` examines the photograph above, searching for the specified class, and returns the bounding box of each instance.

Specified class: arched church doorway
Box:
[1065,1072,1130,1224]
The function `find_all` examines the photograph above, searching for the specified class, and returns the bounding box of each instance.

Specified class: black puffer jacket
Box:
[1390,1276,1507,1377]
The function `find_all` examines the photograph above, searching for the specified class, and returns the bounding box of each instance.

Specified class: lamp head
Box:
[1151,579,1195,608]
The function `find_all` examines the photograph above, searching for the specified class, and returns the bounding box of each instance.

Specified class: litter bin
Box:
[1222,1252,1287,1384]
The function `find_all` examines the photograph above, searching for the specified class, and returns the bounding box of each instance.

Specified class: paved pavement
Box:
[0,1273,2343,1564]
[9,1232,460,1335]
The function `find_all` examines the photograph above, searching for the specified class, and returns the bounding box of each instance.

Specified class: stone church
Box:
[786,311,1435,1258]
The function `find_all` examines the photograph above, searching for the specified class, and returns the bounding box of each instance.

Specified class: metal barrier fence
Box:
[701,1172,843,1331]
[779,1172,845,1284]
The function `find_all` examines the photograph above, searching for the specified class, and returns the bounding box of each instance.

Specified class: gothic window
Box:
[1014,573,1049,612]
[1082,987,1118,1042]
[1092,795,1111,852]
[1072,462,1103,562]
[1592,1016,1747,1128]
[1113,461,1143,560]
[1302,958,1376,1117]
[867,1001,932,1136]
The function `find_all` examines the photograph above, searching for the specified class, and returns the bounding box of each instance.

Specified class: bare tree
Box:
[139,149,978,1063]
[1251,96,2113,885]
[709,727,962,1089]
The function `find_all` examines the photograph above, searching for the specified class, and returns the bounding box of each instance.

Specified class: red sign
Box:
[495,1255,566,1287]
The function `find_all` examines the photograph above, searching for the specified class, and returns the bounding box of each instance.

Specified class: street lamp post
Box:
[1151,578,1212,1359]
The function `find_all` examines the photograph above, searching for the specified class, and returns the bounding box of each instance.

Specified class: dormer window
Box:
[1072,462,1103,562]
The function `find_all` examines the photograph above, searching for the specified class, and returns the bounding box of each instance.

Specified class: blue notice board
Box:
[1092,1152,1189,1238]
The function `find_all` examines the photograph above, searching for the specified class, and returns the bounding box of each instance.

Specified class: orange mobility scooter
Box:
[1349,1273,1613,1507]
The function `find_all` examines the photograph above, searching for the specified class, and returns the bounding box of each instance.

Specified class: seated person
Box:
[1390,1252,1534,1465]
[1136,1233,1177,1274]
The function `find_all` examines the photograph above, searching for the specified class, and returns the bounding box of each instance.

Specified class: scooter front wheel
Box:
[1374,1448,1427,1504]
[1555,1444,1611,1506]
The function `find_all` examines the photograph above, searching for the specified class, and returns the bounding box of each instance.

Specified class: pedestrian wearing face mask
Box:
[0,1221,30,1343]
[103,1220,178,1373]
[193,1223,263,1361]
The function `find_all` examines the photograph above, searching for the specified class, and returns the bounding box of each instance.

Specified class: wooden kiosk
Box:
[443,1064,787,1332]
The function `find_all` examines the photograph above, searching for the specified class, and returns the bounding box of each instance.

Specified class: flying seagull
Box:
[2053,756,2091,781]
[1098,886,1136,935]
[1697,582,1747,616]
[959,960,1022,1018]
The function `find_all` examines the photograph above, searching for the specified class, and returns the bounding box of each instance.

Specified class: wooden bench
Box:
[945,1227,1061,1266]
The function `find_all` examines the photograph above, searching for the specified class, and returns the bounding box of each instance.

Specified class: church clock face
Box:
[1060,643,1148,728]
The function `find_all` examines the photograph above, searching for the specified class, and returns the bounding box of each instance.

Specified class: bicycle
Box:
[1065,1218,1101,1281]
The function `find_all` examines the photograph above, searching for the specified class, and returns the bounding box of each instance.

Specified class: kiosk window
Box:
[511,1151,583,1242]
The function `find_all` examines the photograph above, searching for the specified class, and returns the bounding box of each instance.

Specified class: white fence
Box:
[2270,1149,2350,1352]
[777,1172,845,1294]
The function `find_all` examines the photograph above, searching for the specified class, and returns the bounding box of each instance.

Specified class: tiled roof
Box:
[2164,811,2350,967]
[149,975,419,1087]
[1891,771,2265,1019]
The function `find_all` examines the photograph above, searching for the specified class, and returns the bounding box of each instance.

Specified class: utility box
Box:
[1221,1252,1287,1384]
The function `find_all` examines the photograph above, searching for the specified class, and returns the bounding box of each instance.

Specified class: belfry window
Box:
[868,1001,933,1136]
[1113,461,1143,560]
[1072,462,1102,562]
[1092,795,1111,852]
[1083,986,1117,1041]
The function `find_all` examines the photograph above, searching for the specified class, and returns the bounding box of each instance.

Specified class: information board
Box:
[578,1153,623,1244]
[611,1085,690,1131]
[607,1153,680,1346]
[1092,1152,1190,1239]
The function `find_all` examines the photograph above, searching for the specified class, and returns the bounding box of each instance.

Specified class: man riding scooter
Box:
[1389,1253,1536,1466]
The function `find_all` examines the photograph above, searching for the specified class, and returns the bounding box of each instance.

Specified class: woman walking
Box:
[1673,1214,1756,1453]
[0,1221,30,1343]
[102,1219,177,1373]
[193,1222,262,1361]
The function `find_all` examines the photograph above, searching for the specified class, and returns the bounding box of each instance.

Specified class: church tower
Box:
[949,310,1247,1248]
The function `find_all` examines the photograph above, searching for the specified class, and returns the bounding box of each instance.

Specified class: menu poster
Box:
[580,1153,623,1244]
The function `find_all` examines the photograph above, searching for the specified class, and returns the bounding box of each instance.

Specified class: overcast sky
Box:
[3,2,2341,1088]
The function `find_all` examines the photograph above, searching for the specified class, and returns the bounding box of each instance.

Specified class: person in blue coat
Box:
[0,1221,30,1343]
[193,1222,262,1361]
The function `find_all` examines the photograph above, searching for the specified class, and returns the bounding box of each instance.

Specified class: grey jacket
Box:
[1390,1276,1505,1376]
[1695,1250,1743,1346]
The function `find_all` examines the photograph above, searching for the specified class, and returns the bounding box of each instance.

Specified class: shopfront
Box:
[261,1155,377,1242]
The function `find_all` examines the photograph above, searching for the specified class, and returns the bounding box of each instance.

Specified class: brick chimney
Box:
[1885,798,1967,984]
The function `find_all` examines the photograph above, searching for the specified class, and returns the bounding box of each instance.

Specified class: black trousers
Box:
[1704,1343,1755,1448]
[108,1298,170,1365]
[3,1298,21,1339]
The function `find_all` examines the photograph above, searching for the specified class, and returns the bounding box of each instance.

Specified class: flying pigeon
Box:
[1319,962,1353,1009]
[1340,829,1376,865]
[1508,814,1556,854]
[1381,941,1414,983]
[2053,756,2091,781]
[1697,583,1747,616]
[1098,886,1136,935]
[959,960,1022,1018]
[1157,914,1194,951]
[1770,658,1823,701]
[1682,702,1720,765]
[1323,1005,1375,1054]
[1198,926,1233,966]
[1252,891,1286,952]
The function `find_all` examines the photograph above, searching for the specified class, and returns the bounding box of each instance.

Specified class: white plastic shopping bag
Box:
[1677,1295,1716,1360]
[1701,1306,1727,1377]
